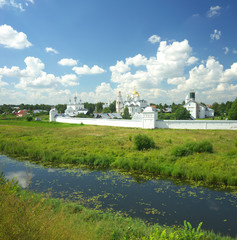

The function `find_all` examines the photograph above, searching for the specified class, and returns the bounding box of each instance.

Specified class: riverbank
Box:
[0,120,236,188]
[0,174,236,240]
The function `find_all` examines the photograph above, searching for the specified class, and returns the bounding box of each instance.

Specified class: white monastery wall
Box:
[50,108,237,130]
[55,116,143,128]
[156,120,237,130]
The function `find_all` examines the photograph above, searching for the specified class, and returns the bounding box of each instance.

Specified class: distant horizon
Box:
[1,0,237,105]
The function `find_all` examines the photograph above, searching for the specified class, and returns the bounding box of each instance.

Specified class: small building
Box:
[16,110,28,117]
[65,96,88,117]
[184,90,214,119]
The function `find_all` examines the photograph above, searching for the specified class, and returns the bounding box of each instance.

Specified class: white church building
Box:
[183,90,214,119]
[65,96,88,117]
[116,89,149,116]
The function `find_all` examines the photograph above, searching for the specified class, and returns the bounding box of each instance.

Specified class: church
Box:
[65,96,88,117]
[183,90,214,119]
[116,89,149,116]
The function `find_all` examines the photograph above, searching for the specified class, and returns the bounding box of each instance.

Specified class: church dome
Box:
[133,90,139,96]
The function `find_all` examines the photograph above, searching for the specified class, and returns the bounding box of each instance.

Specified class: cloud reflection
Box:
[5,171,34,188]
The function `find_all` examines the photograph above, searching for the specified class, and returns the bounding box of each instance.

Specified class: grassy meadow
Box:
[0,174,236,240]
[0,119,236,187]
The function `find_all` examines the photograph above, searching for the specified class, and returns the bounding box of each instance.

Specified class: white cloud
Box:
[110,60,130,74]
[73,65,105,75]
[0,76,9,87]
[223,47,229,55]
[45,47,59,54]
[109,39,196,102]
[0,0,7,7]
[187,56,199,65]
[233,49,237,54]
[78,82,116,103]
[207,6,221,18]
[58,58,78,66]
[0,24,32,49]
[0,0,34,11]
[126,54,148,66]
[148,35,161,44]
[0,56,80,90]
[210,29,221,40]
[60,74,79,86]
[109,39,237,104]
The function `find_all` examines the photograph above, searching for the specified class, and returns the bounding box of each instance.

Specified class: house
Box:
[16,110,28,117]
[184,90,214,119]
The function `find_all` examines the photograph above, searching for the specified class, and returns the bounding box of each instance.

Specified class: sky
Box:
[0,0,237,105]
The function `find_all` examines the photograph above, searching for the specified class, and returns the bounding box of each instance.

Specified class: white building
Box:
[116,89,149,116]
[184,90,214,119]
[65,96,88,117]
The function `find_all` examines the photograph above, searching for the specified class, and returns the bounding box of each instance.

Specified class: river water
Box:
[0,155,236,237]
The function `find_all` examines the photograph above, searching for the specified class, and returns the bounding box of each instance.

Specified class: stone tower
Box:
[116,91,124,114]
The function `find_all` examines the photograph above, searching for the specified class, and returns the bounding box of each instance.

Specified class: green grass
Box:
[0,120,237,187]
[0,175,236,240]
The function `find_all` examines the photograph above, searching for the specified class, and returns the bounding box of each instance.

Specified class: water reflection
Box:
[5,170,34,188]
[0,155,236,237]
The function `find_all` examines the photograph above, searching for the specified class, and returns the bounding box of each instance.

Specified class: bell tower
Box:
[116,91,124,114]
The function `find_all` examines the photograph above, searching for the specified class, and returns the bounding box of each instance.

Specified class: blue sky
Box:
[0,0,237,105]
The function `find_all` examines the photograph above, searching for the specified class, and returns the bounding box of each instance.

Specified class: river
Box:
[0,155,236,237]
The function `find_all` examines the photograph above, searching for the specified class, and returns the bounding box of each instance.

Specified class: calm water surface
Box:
[0,155,236,237]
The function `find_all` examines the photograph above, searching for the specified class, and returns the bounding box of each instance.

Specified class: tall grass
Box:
[0,175,235,240]
[0,121,237,187]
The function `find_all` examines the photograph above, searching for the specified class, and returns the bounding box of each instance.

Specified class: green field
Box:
[0,119,237,188]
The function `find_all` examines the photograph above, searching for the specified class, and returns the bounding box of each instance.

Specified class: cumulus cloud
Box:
[110,39,193,89]
[0,56,79,90]
[45,47,59,54]
[207,6,221,18]
[187,56,199,65]
[73,65,105,75]
[148,35,161,44]
[0,24,32,49]
[0,76,9,87]
[58,58,78,66]
[60,74,79,86]
[78,82,116,103]
[210,29,221,40]
[108,40,237,104]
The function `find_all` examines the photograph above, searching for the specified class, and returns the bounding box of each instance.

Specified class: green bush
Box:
[133,134,155,151]
[26,116,33,121]
[172,140,213,157]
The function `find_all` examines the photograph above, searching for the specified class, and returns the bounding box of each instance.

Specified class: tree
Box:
[55,104,67,113]
[102,107,110,113]
[122,106,131,119]
[212,102,220,116]
[109,101,116,113]
[228,98,237,120]
[175,106,190,120]
[84,102,95,114]
[95,102,103,113]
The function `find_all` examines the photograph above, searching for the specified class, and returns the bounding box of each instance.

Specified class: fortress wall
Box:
[156,120,237,130]
[52,113,237,130]
[55,116,143,128]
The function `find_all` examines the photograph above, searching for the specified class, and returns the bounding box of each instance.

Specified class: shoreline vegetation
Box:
[0,174,236,240]
[0,119,237,189]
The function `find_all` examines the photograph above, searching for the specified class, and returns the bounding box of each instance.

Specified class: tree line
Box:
[0,98,237,120]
